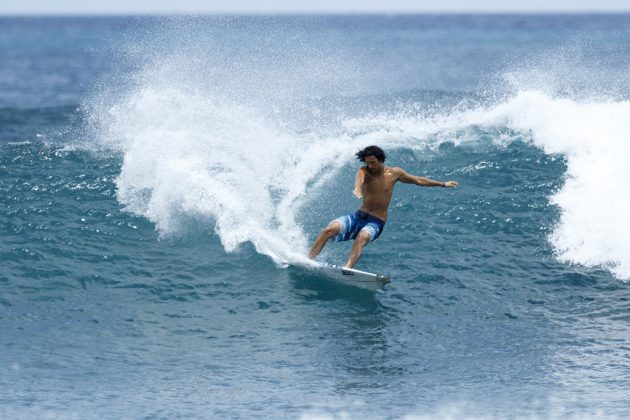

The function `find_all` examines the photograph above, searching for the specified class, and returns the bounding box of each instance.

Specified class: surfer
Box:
[308,145,459,268]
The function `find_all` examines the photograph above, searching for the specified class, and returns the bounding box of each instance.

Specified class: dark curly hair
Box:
[356,145,386,163]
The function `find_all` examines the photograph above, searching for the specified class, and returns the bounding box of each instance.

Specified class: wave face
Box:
[3,14,630,419]
[483,92,630,279]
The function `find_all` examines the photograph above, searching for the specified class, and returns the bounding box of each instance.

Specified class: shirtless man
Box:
[308,145,459,268]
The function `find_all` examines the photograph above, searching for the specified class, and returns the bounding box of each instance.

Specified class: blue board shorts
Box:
[334,210,386,242]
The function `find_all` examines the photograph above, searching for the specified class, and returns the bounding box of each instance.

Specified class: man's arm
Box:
[353,167,367,198]
[395,167,459,188]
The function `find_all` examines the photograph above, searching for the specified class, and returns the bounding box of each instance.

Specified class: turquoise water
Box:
[1,15,630,418]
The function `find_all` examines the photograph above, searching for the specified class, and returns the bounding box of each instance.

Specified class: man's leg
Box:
[308,221,341,259]
[344,230,371,268]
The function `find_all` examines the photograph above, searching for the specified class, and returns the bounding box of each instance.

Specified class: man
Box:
[308,145,459,268]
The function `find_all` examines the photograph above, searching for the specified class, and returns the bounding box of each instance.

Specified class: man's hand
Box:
[443,181,459,188]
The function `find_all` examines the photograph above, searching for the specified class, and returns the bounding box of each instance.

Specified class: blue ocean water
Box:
[1,15,630,418]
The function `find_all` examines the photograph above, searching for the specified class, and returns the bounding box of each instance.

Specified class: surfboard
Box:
[290,261,390,291]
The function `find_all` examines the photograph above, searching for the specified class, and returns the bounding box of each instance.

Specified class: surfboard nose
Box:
[377,275,391,284]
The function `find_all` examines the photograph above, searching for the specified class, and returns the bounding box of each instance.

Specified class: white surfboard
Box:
[290,261,390,291]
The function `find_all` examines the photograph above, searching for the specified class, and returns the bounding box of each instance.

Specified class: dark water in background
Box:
[1,15,630,418]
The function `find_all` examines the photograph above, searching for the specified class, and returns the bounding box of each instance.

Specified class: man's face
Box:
[364,155,383,174]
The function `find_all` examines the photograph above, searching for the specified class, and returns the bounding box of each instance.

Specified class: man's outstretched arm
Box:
[395,167,459,188]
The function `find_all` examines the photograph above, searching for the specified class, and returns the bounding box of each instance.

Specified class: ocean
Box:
[1,14,630,418]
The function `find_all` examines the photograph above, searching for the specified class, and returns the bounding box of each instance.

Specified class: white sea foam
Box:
[485,91,630,280]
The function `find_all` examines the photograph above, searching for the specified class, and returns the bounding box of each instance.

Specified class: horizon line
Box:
[2,10,630,17]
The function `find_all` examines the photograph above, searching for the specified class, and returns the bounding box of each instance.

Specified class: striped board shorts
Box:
[334,210,386,242]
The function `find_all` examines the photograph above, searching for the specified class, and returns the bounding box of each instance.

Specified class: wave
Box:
[484,91,630,280]
[84,28,630,279]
